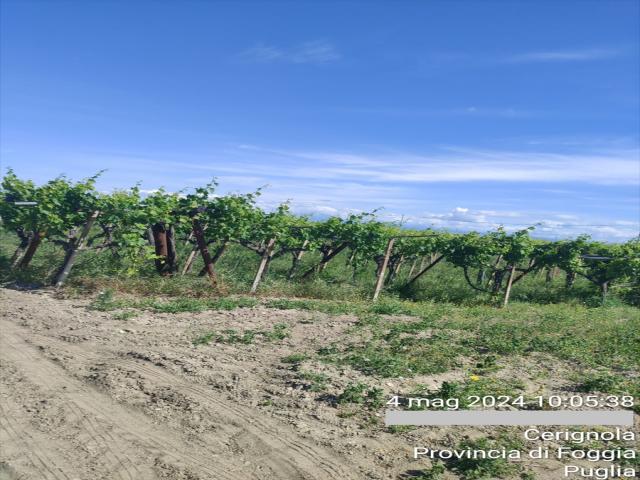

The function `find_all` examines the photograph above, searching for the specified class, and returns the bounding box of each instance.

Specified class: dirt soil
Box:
[0,288,637,480]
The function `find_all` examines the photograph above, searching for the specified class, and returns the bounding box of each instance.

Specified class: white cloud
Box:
[453,107,535,118]
[508,48,621,63]
[335,106,538,118]
[296,204,340,216]
[423,47,626,68]
[239,44,284,63]
[227,144,640,186]
[239,40,340,65]
[82,145,638,210]
[409,208,639,241]
[291,40,341,63]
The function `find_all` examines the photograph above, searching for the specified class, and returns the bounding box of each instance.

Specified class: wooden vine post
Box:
[372,238,395,301]
[9,230,31,268]
[55,210,100,288]
[418,256,428,271]
[301,244,348,279]
[250,238,276,293]
[181,245,198,275]
[192,218,217,287]
[150,224,178,275]
[182,225,207,275]
[318,248,334,273]
[151,223,169,274]
[14,231,42,269]
[406,254,444,286]
[407,258,418,279]
[502,264,517,307]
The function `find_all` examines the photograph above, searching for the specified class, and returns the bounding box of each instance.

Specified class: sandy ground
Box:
[0,288,637,480]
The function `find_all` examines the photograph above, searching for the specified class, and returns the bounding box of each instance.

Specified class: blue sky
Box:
[1,0,638,241]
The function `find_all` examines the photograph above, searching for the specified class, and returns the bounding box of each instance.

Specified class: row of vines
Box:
[1,171,638,306]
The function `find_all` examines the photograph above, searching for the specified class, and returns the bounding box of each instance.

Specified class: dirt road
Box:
[0,288,372,480]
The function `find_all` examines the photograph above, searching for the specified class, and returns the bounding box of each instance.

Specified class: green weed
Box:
[193,332,216,345]
[449,434,524,480]
[193,323,289,346]
[337,383,385,409]
[413,462,446,479]
[112,310,138,321]
[298,371,329,392]
[326,329,465,378]
[90,289,122,311]
[263,323,289,341]
[282,353,308,364]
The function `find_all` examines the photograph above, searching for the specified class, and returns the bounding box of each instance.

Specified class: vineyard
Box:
[1,171,639,307]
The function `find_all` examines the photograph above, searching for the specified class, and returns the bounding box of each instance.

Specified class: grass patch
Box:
[451,305,640,370]
[89,291,259,313]
[575,371,628,393]
[89,289,639,388]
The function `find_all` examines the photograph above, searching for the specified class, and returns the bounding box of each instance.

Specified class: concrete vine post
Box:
[373,237,395,301]
[55,210,100,288]
[407,258,418,279]
[287,239,309,279]
[182,224,208,275]
[250,238,276,293]
[502,264,517,307]
[181,245,198,275]
[167,226,178,274]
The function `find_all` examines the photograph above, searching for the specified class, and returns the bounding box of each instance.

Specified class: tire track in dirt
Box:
[111,351,351,479]
[64,399,138,480]
[0,401,71,480]
[0,313,357,479]
[0,320,248,480]
[131,361,351,479]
